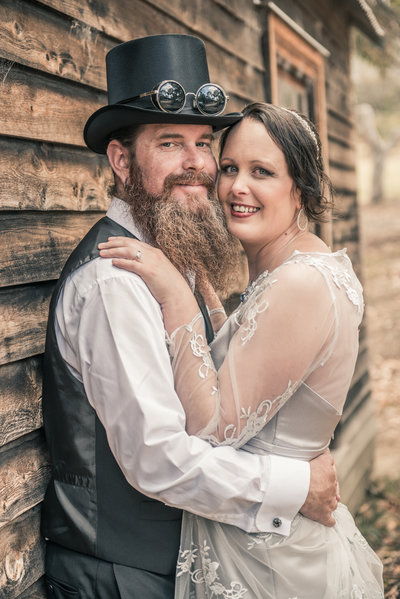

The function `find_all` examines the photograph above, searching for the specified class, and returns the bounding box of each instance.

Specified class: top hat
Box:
[84,34,242,154]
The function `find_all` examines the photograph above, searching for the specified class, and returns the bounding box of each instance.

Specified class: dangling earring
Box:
[123,178,129,193]
[297,208,308,231]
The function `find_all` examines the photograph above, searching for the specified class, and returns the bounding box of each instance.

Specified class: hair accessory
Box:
[281,107,320,158]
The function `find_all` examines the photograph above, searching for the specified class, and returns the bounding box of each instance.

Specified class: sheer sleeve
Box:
[167,262,337,448]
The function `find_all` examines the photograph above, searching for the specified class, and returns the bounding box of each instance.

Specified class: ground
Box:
[354,201,400,597]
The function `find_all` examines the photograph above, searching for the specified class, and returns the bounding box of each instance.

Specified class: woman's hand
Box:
[98,237,199,333]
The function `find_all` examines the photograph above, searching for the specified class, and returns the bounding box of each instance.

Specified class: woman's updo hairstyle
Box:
[219,102,333,222]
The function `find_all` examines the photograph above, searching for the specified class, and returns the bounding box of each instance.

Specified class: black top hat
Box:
[84,34,242,154]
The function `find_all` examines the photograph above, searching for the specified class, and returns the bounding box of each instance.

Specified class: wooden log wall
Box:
[0,0,374,595]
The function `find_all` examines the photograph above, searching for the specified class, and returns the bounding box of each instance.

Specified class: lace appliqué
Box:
[177,540,248,598]
[290,250,363,314]
[202,379,299,448]
[190,330,216,379]
[236,272,277,345]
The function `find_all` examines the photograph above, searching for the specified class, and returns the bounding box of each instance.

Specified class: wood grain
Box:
[0,137,111,212]
[0,211,102,287]
[0,283,53,365]
[0,60,103,147]
[0,358,43,448]
[0,506,45,599]
[0,433,51,529]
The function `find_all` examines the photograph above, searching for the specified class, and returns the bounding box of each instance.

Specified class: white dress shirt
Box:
[54,197,310,535]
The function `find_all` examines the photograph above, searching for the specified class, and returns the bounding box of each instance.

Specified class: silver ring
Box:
[135,249,142,261]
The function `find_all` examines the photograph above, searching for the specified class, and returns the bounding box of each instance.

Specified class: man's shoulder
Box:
[67,256,149,298]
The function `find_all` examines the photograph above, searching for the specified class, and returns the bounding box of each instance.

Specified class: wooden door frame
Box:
[267,3,332,244]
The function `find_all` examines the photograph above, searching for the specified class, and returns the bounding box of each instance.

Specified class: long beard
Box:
[123,163,242,297]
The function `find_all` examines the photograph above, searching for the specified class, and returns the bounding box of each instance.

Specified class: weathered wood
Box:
[328,139,356,168]
[0,137,111,212]
[0,432,51,529]
[0,59,103,147]
[0,358,43,448]
[0,211,102,287]
[333,395,376,513]
[0,505,45,599]
[37,0,264,71]
[327,109,353,146]
[329,163,358,194]
[0,283,53,366]
[0,0,110,89]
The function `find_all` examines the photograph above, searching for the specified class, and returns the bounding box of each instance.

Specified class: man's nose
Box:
[182,147,205,171]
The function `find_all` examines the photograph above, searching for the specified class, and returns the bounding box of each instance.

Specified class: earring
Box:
[123,178,129,193]
[297,208,308,231]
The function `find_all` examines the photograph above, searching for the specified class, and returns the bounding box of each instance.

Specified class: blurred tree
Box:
[353,0,400,203]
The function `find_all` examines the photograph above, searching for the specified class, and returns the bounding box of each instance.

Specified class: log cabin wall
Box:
[0,0,379,596]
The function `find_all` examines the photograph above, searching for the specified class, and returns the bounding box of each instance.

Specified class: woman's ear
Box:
[107,140,130,185]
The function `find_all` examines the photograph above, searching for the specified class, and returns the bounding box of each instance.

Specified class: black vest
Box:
[41,216,183,574]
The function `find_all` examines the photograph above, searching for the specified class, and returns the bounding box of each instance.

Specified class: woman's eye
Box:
[220,164,237,174]
[254,167,273,177]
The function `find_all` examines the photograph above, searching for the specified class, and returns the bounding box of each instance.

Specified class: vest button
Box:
[273,517,282,528]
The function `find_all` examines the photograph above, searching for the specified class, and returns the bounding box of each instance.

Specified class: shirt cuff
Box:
[255,455,310,536]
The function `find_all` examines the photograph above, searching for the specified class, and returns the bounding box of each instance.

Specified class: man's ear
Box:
[107,140,130,185]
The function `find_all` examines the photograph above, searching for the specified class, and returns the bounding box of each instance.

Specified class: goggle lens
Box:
[157,81,186,113]
[196,84,227,115]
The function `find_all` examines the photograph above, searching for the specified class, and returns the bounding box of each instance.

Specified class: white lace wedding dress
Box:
[168,250,384,599]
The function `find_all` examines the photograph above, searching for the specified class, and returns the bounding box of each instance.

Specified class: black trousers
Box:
[45,542,175,599]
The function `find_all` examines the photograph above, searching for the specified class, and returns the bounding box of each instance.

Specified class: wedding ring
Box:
[135,249,142,261]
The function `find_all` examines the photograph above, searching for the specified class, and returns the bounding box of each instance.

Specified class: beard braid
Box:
[123,161,242,298]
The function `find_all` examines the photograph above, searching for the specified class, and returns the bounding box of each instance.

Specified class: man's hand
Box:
[300,451,339,527]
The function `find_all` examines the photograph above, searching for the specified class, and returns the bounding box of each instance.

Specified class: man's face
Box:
[134,123,218,207]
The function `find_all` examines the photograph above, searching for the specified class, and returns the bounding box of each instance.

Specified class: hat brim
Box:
[84,103,242,154]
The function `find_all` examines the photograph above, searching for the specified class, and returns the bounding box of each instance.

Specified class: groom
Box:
[41,34,338,598]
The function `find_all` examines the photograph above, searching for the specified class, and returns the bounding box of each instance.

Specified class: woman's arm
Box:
[99,238,336,446]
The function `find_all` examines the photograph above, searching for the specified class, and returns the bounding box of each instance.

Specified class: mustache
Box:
[162,171,216,194]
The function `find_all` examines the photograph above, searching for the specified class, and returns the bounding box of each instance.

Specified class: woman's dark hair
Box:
[219,102,333,222]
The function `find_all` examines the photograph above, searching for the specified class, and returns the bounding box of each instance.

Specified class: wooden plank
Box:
[0,137,111,211]
[0,0,110,89]
[0,506,45,599]
[327,110,353,146]
[0,54,258,153]
[0,211,102,287]
[333,395,376,513]
[0,283,53,366]
[329,164,357,192]
[36,0,264,71]
[0,59,103,147]
[0,358,43,448]
[0,433,51,529]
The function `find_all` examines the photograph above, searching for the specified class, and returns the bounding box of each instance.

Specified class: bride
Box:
[99,103,384,598]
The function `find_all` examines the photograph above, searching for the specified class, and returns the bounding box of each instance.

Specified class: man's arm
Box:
[57,260,337,535]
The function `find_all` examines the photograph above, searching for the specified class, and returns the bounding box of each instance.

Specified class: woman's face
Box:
[218,118,301,250]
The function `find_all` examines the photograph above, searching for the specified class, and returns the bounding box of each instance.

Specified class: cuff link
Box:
[273,517,282,528]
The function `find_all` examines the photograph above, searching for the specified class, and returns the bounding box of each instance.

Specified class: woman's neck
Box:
[246,222,307,282]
